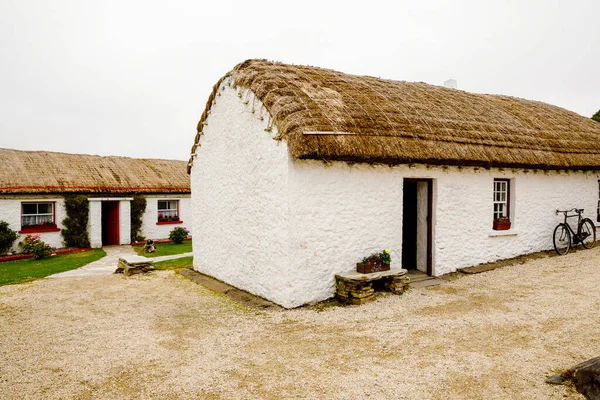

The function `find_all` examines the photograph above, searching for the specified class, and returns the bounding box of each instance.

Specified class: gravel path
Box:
[2,247,600,399]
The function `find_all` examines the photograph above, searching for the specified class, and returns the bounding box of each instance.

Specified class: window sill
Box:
[488,230,518,237]
[156,220,183,225]
[19,226,61,234]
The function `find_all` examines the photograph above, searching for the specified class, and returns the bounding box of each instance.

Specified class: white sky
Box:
[0,0,599,161]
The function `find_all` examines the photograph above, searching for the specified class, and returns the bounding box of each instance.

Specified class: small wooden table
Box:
[335,268,410,305]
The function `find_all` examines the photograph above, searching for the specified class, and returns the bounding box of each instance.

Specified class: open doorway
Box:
[101,201,120,246]
[402,179,433,275]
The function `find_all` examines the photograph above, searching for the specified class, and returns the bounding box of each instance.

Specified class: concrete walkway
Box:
[48,246,193,278]
[151,252,193,263]
[49,245,137,278]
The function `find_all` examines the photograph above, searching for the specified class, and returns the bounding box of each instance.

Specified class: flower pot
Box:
[493,220,511,231]
[357,262,391,274]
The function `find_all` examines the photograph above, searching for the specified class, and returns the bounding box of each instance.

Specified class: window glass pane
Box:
[22,203,37,215]
[158,201,167,210]
[38,203,52,214]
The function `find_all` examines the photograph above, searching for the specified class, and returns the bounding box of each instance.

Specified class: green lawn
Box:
[0,249,106,286]
[152,256,193,270]
[133,241,192,258]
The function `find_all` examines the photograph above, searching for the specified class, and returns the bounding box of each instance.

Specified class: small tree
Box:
[592,109,600,123]
[0,221,18,255]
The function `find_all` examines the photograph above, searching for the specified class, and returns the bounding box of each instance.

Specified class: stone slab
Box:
[410,278,445,289]
[336,268,407,282]
[119,255,154,265]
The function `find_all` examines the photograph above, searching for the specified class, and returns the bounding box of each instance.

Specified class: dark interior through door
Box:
[101,201,120,246]
[402,181,418,269]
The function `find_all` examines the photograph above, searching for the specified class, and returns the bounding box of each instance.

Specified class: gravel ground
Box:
[2,248,600,399]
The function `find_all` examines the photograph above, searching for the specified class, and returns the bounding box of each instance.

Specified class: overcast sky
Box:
[0,0,598,161]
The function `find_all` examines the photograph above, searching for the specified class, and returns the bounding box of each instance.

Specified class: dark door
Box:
[101,201,120,246]
[402,179,433,276]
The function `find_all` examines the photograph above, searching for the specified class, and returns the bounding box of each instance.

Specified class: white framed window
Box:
[493,179,509,220]
[22,202,55,228]
[157,200,179,222]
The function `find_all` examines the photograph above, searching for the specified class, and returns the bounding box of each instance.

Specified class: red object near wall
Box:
[493,220,511,231]
[357,262,391,274]
[101,201,120,245]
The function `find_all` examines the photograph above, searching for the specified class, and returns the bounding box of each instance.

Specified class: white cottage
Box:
[0,148,191,252]
[188,59,600,308]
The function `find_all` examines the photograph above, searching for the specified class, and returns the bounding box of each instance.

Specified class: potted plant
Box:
[493,216,511,231]
[357,250,391,274]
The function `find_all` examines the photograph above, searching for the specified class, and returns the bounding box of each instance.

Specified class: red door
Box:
[101,201,120,246]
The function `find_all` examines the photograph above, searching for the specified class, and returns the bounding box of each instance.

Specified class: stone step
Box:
[410,278,445,289]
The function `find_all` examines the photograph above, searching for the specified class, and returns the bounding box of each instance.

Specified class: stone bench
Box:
[115,255,154,276]
[335,268,410,305]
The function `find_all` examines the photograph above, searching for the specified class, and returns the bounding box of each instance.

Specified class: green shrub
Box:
[19,234,53,259]
[0,221,18,255]
[61,194,90,248]
[593,109,600,123]
[130,195,146,242]
[168,227,190,244]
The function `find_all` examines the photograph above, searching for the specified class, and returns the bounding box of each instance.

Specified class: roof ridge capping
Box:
[189,59,600,172]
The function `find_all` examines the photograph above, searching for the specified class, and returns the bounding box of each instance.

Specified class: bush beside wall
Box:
[130,195,146,242]
[61,194,91,248]
[0,221,18,255]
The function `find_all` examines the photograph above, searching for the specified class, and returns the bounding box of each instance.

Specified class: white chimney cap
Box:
[444,79,457,89]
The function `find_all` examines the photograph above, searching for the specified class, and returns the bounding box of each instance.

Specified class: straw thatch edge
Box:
[188,60,600,173]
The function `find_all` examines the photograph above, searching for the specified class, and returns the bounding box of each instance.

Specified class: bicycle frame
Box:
[556,209,584,242]
[554,208,596,254]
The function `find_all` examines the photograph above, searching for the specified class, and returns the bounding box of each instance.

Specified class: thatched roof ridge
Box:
[189,59,600,171]
[0,148,190,194]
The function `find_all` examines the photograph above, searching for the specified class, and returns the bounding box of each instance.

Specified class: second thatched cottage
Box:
[188,59,600,308]
[0,148,191,252]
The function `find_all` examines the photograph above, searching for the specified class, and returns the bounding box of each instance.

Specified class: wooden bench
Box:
[335,268,410,305]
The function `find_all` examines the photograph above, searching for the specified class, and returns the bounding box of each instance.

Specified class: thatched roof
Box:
[0,148,190,194]
[190,59,600,171]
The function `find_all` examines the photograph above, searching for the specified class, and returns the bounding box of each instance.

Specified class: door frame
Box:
[403,178,434,276]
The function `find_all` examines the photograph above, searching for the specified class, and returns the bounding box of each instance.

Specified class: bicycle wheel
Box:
[579,218,596,249]
[553,224,571,255]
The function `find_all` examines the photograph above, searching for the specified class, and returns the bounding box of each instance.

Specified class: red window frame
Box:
[157,199,182,225]
[19,201,61,233]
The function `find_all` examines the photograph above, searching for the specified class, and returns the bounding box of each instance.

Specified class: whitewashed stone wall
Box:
[0,194,190,252]
[191,82,291,306]
[119,199,131,245]
[0,195,66,253]
[139,195,192,241]
[190,84,600,308]
[88,199,102,248]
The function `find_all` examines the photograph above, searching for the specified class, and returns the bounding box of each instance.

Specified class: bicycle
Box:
[553,208,596,255]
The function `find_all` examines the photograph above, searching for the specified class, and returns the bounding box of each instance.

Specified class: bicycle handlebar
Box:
[555,208,584,215]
